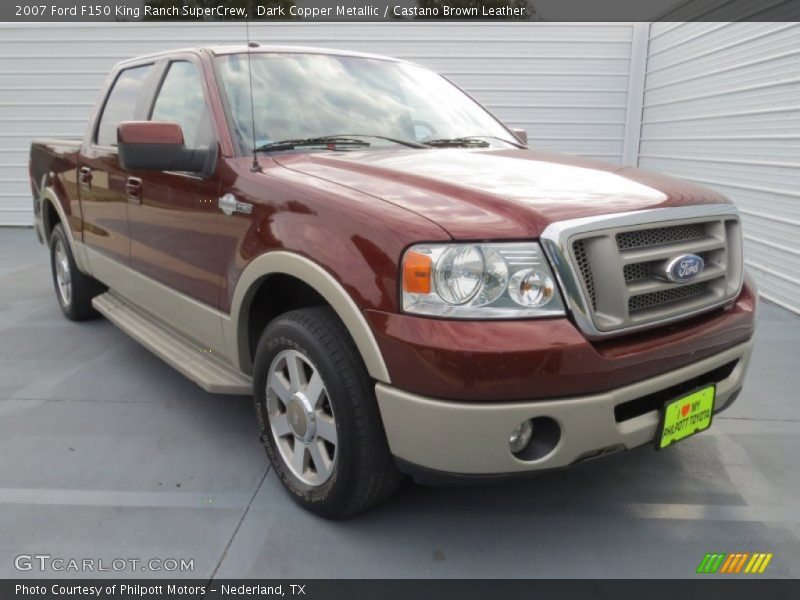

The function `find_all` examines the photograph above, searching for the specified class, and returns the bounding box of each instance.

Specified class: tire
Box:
[253,307,402,518]
[49,224,103,321]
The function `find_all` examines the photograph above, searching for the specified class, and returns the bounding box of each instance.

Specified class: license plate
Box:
[656,385,715,450]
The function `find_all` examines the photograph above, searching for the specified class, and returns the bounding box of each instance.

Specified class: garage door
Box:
[638,22,800,314]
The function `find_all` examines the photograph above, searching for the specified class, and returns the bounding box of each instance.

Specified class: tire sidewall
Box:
[253,317,359,514]
[49,225,75,318]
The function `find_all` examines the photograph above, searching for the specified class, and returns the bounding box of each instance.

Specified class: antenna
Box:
[245,13,262,172]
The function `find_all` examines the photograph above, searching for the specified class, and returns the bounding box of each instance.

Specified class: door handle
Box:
[79,166,92,187]
[125,176,142,204]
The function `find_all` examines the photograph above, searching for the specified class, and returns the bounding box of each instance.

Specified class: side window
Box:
[150,61,212,149]
[95,65,151,147]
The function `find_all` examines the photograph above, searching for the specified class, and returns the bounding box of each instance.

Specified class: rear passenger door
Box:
[79,63,153,264]
[127,56,223,309]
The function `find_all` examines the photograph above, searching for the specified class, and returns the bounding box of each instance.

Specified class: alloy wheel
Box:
[266,349,338,486]
[53,238,72,307]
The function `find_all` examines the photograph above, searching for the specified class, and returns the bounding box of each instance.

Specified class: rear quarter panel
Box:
[29,139,83,241]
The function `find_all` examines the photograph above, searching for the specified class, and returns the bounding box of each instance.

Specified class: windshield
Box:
[215,52,520,152]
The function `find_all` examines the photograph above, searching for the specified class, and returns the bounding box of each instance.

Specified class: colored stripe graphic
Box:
[745,554,759,573]
[697,553,726,574]
[720,553,737,573]
[698,552,773,574]
[724,553,748,573]
[734,553,749,573]
[737,553,775,574]
[758,553,773,573]
[697,554,713,573]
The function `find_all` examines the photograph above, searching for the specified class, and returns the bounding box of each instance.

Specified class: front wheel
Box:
[253,307,401,518]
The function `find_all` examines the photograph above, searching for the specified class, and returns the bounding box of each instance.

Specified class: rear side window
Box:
[95,64,151,147]
[150,61,212,149]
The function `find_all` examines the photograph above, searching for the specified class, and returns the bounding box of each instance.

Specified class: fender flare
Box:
[38,177,90,273]
[226,251,391,383]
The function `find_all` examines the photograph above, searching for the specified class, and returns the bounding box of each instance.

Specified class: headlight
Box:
[434,245,486,304]
[401,242,565,318]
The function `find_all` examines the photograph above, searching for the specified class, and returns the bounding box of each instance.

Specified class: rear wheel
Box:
[253,307,401,518]
[49,224,103,321]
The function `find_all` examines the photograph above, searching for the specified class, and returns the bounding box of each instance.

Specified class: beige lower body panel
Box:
[376,339,754,475]
[93,291,251,395]
[84,246,230,358]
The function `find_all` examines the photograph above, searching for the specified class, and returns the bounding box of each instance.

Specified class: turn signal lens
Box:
[402,250,432,294]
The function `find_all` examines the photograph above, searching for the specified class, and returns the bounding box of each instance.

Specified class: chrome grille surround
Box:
[540,205,744,339]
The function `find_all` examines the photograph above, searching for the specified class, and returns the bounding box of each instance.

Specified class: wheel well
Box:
[42,199,60,245]
[246,274,328,361]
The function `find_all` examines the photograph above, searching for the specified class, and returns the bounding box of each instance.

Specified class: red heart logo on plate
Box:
[681,404,690,417]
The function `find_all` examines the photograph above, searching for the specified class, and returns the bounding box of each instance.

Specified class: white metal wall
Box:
[638,22,800,314]
[0,22,636,226]
[657,0,800,20]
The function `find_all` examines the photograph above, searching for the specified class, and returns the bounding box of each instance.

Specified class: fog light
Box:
[509,419,533,454]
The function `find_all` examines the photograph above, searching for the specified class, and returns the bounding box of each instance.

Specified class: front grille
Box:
[616,223,705,250]
[623,262,649,281]
[563,211,743,335]
[572,240,597,309]
[628,282,708,313]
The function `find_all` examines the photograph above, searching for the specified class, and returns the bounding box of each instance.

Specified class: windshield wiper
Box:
[423,135,526,149]
[422,137,492,148]
[255,136,371,153]
[473,135,528,148]
[336,134,429,149]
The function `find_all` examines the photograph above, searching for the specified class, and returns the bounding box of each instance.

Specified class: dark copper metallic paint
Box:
[117,121,184,145]
[275,149,727,240]
[29,140,83,240]
[365,280,755,402]
[217,156,449,314]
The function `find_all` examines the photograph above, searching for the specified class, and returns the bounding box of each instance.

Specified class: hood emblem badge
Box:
[218,193,253,216]
[663,254,705,283]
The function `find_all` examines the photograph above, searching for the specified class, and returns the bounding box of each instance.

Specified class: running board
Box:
[92,292,252,395]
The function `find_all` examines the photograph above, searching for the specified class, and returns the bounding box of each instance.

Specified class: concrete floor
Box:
[1,226,799,579]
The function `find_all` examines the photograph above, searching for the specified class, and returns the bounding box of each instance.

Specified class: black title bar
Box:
[4,0,800,22]
[4,579,800,600]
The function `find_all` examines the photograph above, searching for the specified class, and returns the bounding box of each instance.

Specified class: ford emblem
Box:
[664,254,704,283]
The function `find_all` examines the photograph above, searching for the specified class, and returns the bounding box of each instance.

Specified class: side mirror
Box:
[510,128,528,145]
[117,121,211,173]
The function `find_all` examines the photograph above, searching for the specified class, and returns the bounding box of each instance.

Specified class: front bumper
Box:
[375,338,753,477]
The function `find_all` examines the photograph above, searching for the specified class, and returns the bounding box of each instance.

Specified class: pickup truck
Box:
[29,45,756,518]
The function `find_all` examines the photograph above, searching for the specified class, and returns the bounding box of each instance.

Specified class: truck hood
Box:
[275,148,728,239]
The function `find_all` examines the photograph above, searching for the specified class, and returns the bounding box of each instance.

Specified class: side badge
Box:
[218,193,253,216]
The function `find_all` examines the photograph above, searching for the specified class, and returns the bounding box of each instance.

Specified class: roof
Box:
[209,44,408,63]
[116,44,413,67]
